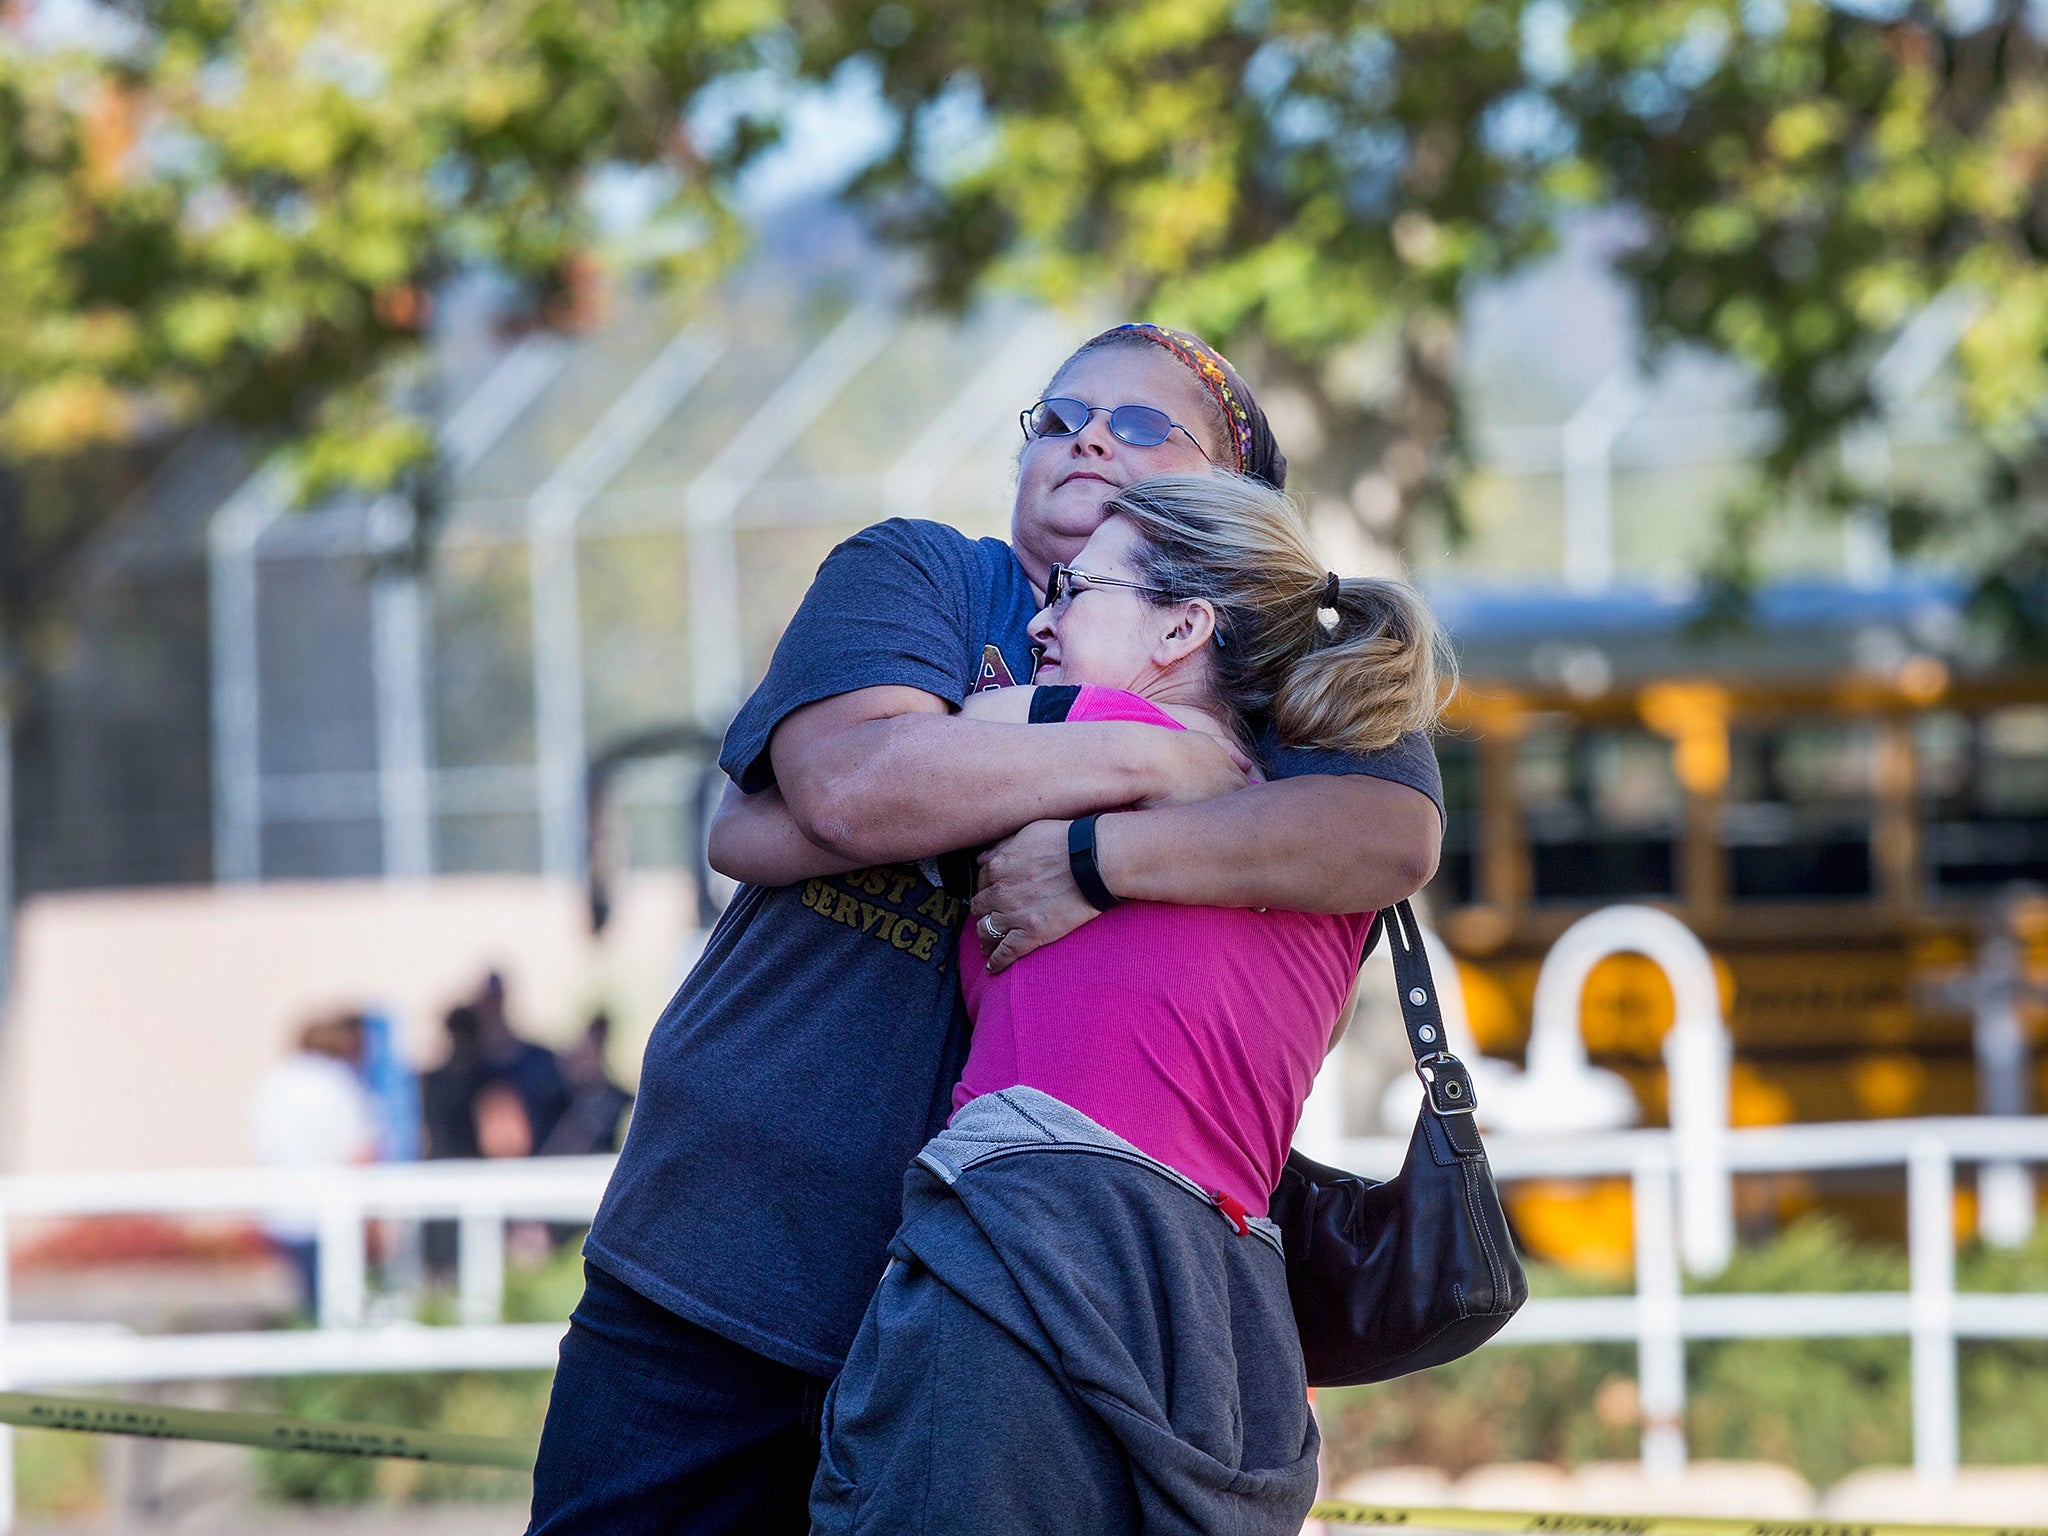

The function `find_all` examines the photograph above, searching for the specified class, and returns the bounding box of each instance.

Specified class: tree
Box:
[802,0,2048,641]
[804,0,1572,556]
[1563,0,2048,639]
[10,0,2047,645]
[0,0,782,651]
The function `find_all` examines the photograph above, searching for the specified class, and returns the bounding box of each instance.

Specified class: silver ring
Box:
[979,914,1004,944]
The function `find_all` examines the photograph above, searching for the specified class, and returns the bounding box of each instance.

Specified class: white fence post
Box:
[316,1191,366,1330]
[1908,1136,1959,1485]
[368,495,433,881]
[1561,369,1641,593]
[1974,905,2037,1248]
[1633,1149,1687,1475]
[0,1191,14,1535]
[458,1208,506,1327]
[527,327,728,879]
[206,463,292,884]
[1978,1161,2035,1249]
[684,305,896,729]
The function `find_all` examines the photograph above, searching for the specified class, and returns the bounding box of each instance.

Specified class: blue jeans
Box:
[527,1261,831,1535]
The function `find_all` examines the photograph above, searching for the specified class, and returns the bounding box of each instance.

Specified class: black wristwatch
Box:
[1067,814,1122,911]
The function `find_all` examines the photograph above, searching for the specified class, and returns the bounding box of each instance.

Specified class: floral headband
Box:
[1102,322,1286,489]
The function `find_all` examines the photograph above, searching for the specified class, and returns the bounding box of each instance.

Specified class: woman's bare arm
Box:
[713,681,1437,935]
[971,775,1440,972]
[955,686,1038,724]
[763,685,1250,866]
[1101,773,1440,909]
[709,688,1045,887]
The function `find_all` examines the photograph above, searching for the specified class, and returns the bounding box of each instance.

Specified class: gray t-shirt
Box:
[585,518,1443,1374]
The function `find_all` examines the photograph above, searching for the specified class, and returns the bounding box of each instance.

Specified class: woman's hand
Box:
[970,820,1098,974]
[970,731,1251,972]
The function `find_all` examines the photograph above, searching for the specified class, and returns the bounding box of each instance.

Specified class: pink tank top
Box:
[955,686,1375,1214]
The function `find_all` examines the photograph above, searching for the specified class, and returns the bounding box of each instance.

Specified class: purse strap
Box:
[1378,899,1485,1158]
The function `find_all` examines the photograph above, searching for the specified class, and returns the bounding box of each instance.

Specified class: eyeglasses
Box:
[1020,397,1211,459]
[1045,562,1229,647]
[1045,562,1173,609]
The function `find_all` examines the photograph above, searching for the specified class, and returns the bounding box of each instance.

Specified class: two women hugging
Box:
[799,469,1453,1533]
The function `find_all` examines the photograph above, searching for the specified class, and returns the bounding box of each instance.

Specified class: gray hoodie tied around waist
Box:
[810,1086,1321,1536]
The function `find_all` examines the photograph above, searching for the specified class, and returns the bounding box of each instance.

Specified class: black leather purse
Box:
[1268,899,1528,1386]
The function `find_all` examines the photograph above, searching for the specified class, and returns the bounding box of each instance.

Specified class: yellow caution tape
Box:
[1312,1498,2048,1536]
[0,1391,533,1470]
[8,1395,2041,1528]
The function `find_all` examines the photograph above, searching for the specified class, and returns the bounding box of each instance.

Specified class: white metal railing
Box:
[1309,1114,2048,1482]
[0,1156,614,1530]
[0,1120,2044,1525]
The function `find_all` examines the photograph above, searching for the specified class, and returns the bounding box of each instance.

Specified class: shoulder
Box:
[971,533,1031,582]
[1026,684,1082,723]
[971,532,1039,615]
[836,517,980,567]
[813,518,987,601]
[721,523,990,790]
[1068,686,1182,730]
[958,685,1038,723]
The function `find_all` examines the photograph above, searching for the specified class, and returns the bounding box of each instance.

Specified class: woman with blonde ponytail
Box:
[1105,472,1452,758]
[796,471,1454,1536]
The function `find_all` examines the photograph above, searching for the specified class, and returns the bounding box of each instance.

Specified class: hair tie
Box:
[1322,572,1341,609]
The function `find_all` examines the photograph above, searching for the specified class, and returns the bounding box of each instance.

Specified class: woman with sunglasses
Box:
[528,326,1444,1535]
[796,471,1450,1534]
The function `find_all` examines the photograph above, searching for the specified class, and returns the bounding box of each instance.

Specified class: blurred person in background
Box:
[249,1013,373,1318]
[421,1003,488,1277]
[421,1004,488,1162]
[538,1013,635,1252]
[539,1012,634,1158]
[358,1008,421,1164]
[476,969,572,1150]
[476,1079,537,1158]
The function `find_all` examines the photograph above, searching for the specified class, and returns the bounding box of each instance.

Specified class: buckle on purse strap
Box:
[1416,1052,1478,1116]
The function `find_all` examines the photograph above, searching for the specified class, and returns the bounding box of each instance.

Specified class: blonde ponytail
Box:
[1104,474,1454,753]
[1271,575,1449,751]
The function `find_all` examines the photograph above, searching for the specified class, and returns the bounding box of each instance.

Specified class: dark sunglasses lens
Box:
[1048,566,1070,604]
[1108,404,1173,447]
[1031,398,1092,437]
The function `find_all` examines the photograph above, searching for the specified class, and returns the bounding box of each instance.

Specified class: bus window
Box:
[1518,720,1680,903]
[1436,739,1478,906]
[1725,722,1875,900]
[1921,706,2048,892]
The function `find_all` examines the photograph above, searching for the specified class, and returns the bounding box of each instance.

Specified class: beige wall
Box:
[3,874,698,1175]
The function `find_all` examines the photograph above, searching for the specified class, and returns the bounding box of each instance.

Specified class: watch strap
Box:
[1067,814,1122,911]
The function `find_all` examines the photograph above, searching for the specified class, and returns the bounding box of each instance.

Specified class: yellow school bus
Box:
[1427,578,2048,1261]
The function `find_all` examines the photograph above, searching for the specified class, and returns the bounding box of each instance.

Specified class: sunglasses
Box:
[1020,397,1211,459]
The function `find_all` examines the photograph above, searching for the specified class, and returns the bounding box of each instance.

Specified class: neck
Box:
[1117,663,1235,743]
